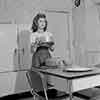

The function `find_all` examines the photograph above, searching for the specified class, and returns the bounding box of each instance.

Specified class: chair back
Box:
[26,70,45,92]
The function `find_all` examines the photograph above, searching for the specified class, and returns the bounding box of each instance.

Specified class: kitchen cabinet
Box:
[0,24,18,69]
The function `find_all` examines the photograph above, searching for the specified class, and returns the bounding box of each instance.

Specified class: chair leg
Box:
[33,94,36,100]
[31,93,41,100]
[34,95,40,100]
[31,89,40,100]
[44,88,49,100]
[31,91,36,100]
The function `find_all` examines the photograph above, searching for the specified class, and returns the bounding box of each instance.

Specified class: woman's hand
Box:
[30,43,36,53]
[49,45,54,52]
[30,40,39,53]
[35,37,40,44]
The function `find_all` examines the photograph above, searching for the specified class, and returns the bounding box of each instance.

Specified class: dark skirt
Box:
[32,46,51,68]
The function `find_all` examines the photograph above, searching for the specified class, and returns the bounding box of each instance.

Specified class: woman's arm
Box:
[49,45,55,52]
[30,33,40,53]
[30,42,37,53]
[48,33,55,52]
[31,37,41,53]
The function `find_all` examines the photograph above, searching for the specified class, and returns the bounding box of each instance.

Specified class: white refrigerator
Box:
[0,24,18,70]
[0,24,30,97]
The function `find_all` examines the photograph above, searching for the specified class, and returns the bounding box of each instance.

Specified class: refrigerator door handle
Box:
[14,48,17,55]
[14,48,25,55]
[22,48,24,55]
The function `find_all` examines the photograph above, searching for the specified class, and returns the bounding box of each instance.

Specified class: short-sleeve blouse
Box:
[30,31,53,44]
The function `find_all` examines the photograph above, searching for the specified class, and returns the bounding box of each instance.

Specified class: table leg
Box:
[67,79,73,100]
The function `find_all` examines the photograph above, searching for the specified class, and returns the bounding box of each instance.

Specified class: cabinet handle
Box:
[14,48,17,54]
[14,48,25,55]
[22,48,24,55]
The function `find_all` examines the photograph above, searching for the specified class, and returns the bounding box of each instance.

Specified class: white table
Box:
[32,66,100,100]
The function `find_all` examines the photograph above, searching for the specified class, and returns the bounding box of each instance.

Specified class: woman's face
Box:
[38,18,46,30]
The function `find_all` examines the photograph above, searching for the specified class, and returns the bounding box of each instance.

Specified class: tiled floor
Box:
[2,88,100,100]
[1,92,86,100]
[18,96,86,100]
[18,88,100,100]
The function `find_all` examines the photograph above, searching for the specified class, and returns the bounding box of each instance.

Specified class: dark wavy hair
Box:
[31,13,48,32]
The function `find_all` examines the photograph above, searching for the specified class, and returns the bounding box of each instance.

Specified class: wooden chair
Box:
[26,69,67,100]
[26,69,49,100]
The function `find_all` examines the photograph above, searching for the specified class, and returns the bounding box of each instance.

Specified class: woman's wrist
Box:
[50,46,54,51]
[31,44,37,53]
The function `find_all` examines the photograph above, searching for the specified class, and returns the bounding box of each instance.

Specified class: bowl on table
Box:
[45,57,64,68]
[39,36,54,47]
[39,36,53,42]
[39,41,54,47]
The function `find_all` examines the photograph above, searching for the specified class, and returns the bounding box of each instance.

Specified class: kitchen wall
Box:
[1,0,100,96]
[73,0,100,66]
[1,0,100,66]
[0,0,72,24]
[72,0,86,65]
[0,0,73,96]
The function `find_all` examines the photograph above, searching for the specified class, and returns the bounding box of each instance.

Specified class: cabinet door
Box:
[18,24,32,69]
[84,0,100,66]
[46,12,71,60]
[40,0,72,12]
[72,0,100,66]
[0,24,17,70]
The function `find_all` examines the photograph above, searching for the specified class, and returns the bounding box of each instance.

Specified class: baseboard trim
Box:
[0,89,68,100]
[0,91,32,100]
[0,90,91,100]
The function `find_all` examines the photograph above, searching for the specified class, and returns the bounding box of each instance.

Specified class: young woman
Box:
[30,13,55,68]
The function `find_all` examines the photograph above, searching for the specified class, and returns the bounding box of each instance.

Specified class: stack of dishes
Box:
[45,57,62,67]
[63,65,94,72]
[39,36,54,47]
[39,41,54,47]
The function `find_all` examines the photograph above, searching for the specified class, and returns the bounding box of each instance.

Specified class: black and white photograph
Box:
[1,0,100,100]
